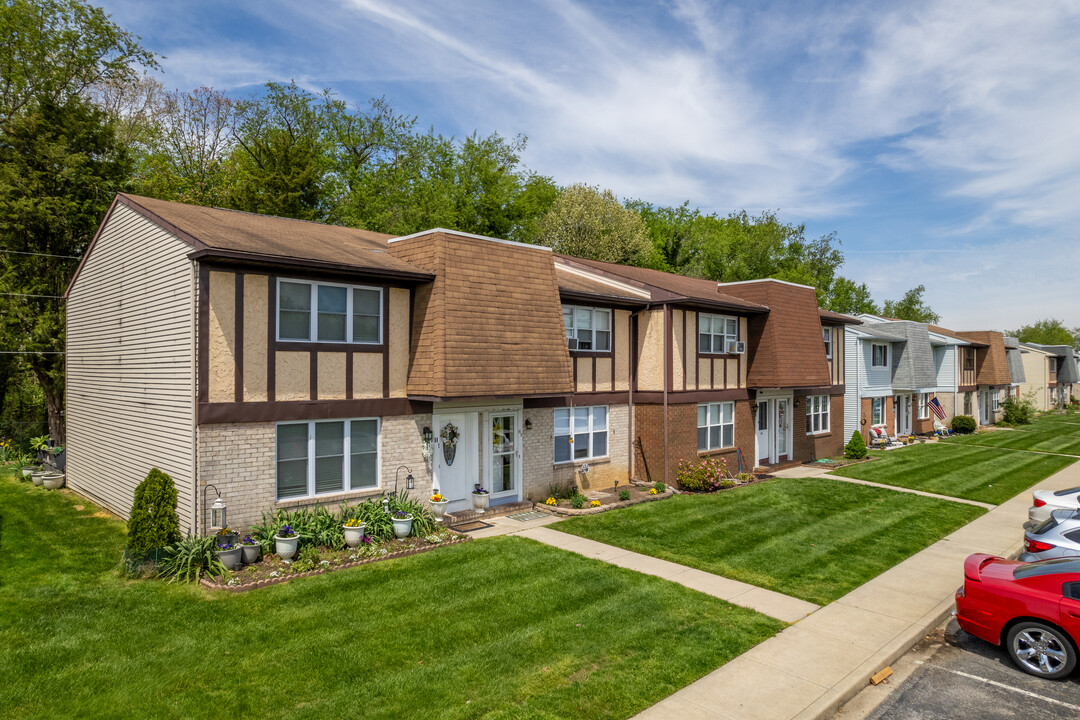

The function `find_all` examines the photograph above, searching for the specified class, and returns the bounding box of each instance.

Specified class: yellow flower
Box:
[545,497,557,506]
[589,500,601,507]
[648,488,658,495]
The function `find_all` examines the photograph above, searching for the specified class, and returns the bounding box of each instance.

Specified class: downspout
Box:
[191,260,200,537]
[628,308,638,483]
[663,304,671,486]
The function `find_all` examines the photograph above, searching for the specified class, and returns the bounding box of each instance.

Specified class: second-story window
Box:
[823,327,832,359]
[699,314,739,354]
[963,349,976,372]
[277,279,382,344]
[871,343,888,367]
[563,306,611,351]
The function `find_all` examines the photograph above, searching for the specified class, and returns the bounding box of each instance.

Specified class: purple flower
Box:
[393,510,410,519]
[216,541,234,551]
[278,525,296,538]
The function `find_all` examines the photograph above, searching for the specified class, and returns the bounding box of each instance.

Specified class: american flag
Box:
[927,396,947,420]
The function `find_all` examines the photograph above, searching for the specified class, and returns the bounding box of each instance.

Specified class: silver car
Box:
[1028,486,1080,524]
[1020,509,1080,562]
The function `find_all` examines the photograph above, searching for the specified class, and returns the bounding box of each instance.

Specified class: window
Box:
[993,392,1000,411]
[563,306,611,351]
[963,349,976,372]
[1050,358,1058,373]
[916,393,929,420]
[805,395,830,433]
[277,279,382,344]
[699,314,739,354]
[276,418,379,499]
[554,406,608,462]
[871,397,884,425]
[698,402,735,450]
[823,327,832,360]
[871,343,888,367]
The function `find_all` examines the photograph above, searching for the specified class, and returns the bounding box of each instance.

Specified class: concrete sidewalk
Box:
[633,459,1080,720]
[516,526,820,623]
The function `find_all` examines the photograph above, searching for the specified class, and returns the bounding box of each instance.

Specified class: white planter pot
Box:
[392,515,413,538]
[275,535,299,560]
[21,466,35,478]
[42,473,65,490]
[343,524,367,548]
[215,546,242,571]
[471,493,490,513]
[31,471,46,487]
[430,500,449,522]
[240,544,261,565]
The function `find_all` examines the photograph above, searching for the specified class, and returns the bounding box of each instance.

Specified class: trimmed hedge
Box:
[127,468,181,554]
[951,415,977,434]
[844,430,868,459]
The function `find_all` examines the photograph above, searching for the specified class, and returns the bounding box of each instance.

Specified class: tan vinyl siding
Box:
[66,203,196,531]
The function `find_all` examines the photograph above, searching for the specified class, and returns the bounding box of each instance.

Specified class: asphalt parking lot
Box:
[842,620,1080,720]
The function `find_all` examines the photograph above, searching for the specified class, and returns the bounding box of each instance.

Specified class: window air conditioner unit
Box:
[567,337,578,350]
[734,341,746,354]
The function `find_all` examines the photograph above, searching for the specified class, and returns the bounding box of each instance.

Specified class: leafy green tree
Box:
[127,468,181,553]
[535,184,652,265]
[627,200,699,271]
[1009,318,1078,346]
[881,284,940,323]
[823,277,880,316]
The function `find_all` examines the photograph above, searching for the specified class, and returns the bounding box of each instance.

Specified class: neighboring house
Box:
[1004,336,1026,402]
[1024,344,1079,407]
[1018,343,1056,411]
[66,194,856,533]
[954,331,1011,425]
[842,322,907,442]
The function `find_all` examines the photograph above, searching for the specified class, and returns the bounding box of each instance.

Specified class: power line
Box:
[0,249,82,259]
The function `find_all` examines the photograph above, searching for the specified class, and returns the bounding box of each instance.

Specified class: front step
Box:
[445,501,534,528]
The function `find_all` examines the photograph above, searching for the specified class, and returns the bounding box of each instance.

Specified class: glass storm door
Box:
[776,399,789,458]
[756,401,770,463]
[489,413,519,499]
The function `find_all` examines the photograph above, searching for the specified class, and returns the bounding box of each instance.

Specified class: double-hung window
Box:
[871,397,884,425]
[278,279,382,344]
[276,418,379,500]
[699,314,739,354]
[823,327,832,359]
[698,402,734,450]
[805,395,829,433]
[563,306,611,351]
[871,343,888,367]
[918,393,930,420]
[554,406,608,462]
[993,393,1000,411]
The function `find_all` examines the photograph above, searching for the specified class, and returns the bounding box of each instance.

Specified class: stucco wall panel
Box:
[389,288,410,398]
[242,274,268,402]
[208,271,236,403]
[317,352,347,399]
[275,351,310,401]
[353,352,382,398]
[614,309,631,391]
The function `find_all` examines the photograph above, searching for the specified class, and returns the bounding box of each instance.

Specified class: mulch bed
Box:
[676,474,773,493]
[544,483,673,516]
[200,529,470,592]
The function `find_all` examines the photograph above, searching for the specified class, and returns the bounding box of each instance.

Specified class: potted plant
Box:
[471,484,490,513]
[239,535,261,565]
[342,518,367,548]
[20,453,37,478]
[30,469,47,487]
[49,445,66,472]
[391,510,413,538]
[275,525,299,560]
[429,492,449,522]
[214,539,242,571]
[216,526,238,547]
[42,472,65,490]
[30,435,51,464]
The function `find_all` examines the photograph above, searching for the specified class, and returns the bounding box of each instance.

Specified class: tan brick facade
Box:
[551,404,631,493]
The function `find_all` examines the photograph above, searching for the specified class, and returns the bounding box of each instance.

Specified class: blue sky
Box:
[97,0,1080,330]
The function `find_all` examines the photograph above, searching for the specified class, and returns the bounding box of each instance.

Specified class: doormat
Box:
[453,520,494,532]
[506,511,550,522]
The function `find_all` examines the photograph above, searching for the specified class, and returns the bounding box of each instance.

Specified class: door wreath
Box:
[440,422,460,466]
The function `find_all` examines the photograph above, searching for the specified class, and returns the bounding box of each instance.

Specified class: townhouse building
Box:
[1024,344,1079,406]
[66,195,852,533]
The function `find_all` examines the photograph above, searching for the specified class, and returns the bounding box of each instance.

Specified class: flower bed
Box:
[201,528,469,592]
[543,483,674,516]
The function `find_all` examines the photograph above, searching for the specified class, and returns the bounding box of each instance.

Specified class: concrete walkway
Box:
[632,459,1080,720]
[515,526,820,623]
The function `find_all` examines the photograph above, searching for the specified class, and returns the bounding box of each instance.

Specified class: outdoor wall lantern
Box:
[203,484,226,533]
[395,465,414,491]
[524,418,533,430]
[422,426,433,443]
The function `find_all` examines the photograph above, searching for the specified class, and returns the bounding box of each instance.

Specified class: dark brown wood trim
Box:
[792,385,846,397]
[682,309,687,391]
[710,355,714,388]
[573,355,578,388]
[592,356,596,392]
[345,351,354,400]
[723,356,728,387]
[198,398,433,424]
[634,389,750,404]
[569,350,613,358]
[525,392,631,409]
[557,291,649,309]
[187,247,433,283]
[197,264,210,406]
[274,341,384,353]
[234,272,244,403]
[958,385,977,393]
[309,350,318,400]
[697,352,742,360]
[267,274,277,402]
[382,288,390,399]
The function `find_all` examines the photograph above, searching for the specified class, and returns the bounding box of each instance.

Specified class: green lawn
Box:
[944,428,1080,455]
[0,470,782,720]
[555,477,984,605]
[831,443,1076,504]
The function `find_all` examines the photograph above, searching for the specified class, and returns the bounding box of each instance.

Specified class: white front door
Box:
[980,391,992,424]
[484,409,522,502]
[756,400,770,464]
[894,395,912,435]
[432,412,477,513]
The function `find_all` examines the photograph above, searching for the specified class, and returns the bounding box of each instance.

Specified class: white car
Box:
[1029,486,1080,524]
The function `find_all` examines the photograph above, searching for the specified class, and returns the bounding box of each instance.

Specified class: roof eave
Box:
[187,248,435,282]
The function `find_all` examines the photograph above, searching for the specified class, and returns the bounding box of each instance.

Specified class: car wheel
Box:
[1006,621,1077,679]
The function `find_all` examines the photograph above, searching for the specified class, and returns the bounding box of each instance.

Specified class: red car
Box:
[955,554,1080,679]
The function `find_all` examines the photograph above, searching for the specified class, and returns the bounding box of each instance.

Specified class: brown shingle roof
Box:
[554,262,651,305]
[928,324,988,347]
[716,280,832,388]
[955,330,1011,386]
[388,230,574,398]
[556,256,768,313]
[115,193,431,279]
[819,308,862,325]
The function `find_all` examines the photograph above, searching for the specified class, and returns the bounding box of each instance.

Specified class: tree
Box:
[127,468,181,554]
[535,184,652,265]
[881,284,940,323]
[823,277,880,316]
[0,98,131,442]
[627,200,699,271]
[1009,318,1078,346]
